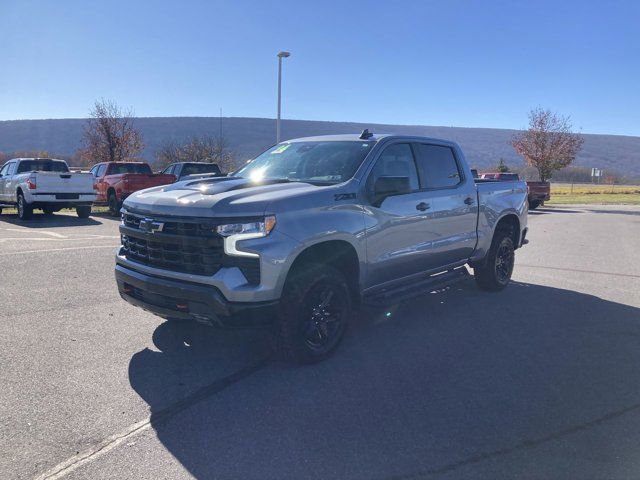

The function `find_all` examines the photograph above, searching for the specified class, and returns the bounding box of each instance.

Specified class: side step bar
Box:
[364,267,470,306]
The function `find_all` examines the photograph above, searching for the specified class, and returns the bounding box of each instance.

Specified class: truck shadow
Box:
[0,212,105,227]
[529,207,583,215]
[587,208,640,217]
[128,282,640,479]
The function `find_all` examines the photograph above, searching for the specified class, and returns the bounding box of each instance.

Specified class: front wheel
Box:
[474,230,515,291]
[271,264,352,364]
[108,192,120,216]
[76,205,91,218]
[17,193,33,220]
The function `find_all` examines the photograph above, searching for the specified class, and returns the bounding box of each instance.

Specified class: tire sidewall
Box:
[17,194,30,219]
[275,265,352,363]
[108,193,119,216]
[492,235,515,288]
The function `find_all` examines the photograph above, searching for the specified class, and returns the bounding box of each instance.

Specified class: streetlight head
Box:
[277,51,291,58]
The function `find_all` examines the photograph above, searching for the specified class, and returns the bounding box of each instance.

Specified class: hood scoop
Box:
[179,176,300,196]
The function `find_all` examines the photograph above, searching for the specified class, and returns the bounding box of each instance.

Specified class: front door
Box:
[364,142,442,288]
[0,162,14,203]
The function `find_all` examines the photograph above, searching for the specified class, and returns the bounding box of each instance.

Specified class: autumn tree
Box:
[156,135,236,172]
[81,99,144,163]
[512,108,584,182]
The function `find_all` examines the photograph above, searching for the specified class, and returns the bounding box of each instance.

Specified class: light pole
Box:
[276,51,290,143]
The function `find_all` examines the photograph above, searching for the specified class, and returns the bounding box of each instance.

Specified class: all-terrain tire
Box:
[108,192,120,217]
[17,193,33,220]
[474,229,515,292]
[76,205,91,218]
[271,263,352,364]
[528,200,541,210]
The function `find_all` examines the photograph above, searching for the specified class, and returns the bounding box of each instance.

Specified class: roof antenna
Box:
[359,128,373,140]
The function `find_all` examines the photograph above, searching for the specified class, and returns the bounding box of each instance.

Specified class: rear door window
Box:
[413,144,461,189]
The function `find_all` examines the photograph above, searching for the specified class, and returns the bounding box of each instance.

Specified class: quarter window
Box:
[369,143,419,191]
[414,144,461,189]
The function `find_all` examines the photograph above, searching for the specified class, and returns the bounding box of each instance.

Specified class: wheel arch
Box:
[494,213,521,248]
[285,239,361,304]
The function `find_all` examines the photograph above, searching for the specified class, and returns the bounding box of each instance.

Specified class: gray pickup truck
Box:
[115,132,528,363]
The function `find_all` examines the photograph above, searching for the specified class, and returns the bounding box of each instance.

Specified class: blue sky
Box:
[1,0,638,135]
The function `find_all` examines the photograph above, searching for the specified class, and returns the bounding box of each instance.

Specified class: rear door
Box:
[412,142,478,267]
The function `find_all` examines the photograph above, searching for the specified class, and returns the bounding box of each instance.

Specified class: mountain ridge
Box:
[1,116,638,175]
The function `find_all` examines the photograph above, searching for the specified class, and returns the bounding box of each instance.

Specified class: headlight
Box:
[216,216,276,258]
[216,216,276,237]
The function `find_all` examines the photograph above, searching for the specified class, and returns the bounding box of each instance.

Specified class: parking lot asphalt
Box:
[1,205,639,480]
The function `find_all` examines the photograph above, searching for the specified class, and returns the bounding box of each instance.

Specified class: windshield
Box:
[17,160,69,173]
[110,163,152,175]
[234,141,375,184]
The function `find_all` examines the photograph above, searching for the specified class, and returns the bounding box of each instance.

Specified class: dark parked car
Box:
[161,162,222,181]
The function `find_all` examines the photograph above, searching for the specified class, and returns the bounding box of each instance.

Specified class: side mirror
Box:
[372,176,411,207]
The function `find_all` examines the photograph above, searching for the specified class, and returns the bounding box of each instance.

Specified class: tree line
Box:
[0,99,239,173]
[6,102,635,184]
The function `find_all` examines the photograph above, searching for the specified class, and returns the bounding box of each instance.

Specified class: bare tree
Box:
[82,99,144,163]
[156,134,236,172]
[512,108,584,182]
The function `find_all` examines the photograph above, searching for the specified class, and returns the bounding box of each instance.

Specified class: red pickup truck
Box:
[479,172,551,209]
[89,162,175,215]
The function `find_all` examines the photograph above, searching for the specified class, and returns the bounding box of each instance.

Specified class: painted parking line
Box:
[0,245,119,256]
[0,236,119,243]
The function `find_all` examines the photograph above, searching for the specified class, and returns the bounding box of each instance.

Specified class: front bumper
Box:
[115,264,278,328]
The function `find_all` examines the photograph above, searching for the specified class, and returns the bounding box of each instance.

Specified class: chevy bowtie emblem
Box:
[139,218,164,233]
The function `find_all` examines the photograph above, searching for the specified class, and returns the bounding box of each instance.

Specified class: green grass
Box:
[548,183,640,205]
[0,206,111,215]
[546,194,640,205]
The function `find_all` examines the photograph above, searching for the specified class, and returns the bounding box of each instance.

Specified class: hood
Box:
[123,176,322,217]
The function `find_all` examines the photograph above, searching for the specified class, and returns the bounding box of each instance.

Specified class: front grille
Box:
[123,213,216,237]
[121,233,223,276]
[120,212,260,284]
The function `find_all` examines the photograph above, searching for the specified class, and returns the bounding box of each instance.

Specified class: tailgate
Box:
[35,172,95,194]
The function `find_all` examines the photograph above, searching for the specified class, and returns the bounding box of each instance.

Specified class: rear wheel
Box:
[76,205,91,218]
[474,229,515,291]
[528,200,541,210]
[17,193,33,220]
[108,192,120,216]
[43,207,55,215]
[271,264,351,364]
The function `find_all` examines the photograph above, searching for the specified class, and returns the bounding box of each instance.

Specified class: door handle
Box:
[464,197,475,205]
[416,202,430,211]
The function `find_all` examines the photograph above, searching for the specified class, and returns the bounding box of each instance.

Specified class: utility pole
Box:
[276,51,290,143]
